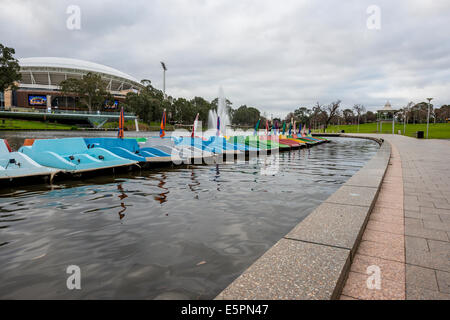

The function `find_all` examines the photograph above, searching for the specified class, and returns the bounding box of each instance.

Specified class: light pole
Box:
[403,106,406,135]
[392,111,395,135]
[426,97,433,139]
[160,61,167,99]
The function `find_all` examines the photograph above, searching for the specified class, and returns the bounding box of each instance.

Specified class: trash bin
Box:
[416,131,424,139]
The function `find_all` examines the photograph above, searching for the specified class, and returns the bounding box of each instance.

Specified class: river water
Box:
[0,132,379,299]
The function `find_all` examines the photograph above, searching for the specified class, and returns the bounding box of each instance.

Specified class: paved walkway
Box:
[342,135,450,300]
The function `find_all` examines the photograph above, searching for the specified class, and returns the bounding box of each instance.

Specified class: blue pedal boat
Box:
[204,136,253,155]
[143,137,216,165]
[0,139,59,183]
[19,138,137,174]
[173,137,221,154]
[84,137,177,166]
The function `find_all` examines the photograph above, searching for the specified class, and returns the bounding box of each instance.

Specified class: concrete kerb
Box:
[216,135,392,300]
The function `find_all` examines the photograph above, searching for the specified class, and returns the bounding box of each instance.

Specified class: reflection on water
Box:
[117,184,127,220]
[0,137,378,299]
[154,173,169,204]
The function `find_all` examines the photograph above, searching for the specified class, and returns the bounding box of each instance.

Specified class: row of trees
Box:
[58,72,263,127]
[122,80,262,126]
[57,72,449,128]
[401,102,450,124]
[284,101,450,131]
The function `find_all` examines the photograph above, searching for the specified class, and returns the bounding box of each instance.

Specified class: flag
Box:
[298,123,302,134]
[159,109,166,138]
[118,107,124,139]
[265,120,269,135]
[293,121,296,134]
[254,119,260,135]
[191,113,199,138]
[216,116,221,136]
[288,123,292,135]
[282,121,286,135]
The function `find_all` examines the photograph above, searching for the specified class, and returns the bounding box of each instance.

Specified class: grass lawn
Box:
[0,118,76,130]
[324,123,450,139]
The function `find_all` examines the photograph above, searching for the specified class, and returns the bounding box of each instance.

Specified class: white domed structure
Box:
[382,101,393,111]
[2,57,144,110]
[18,57,142,92]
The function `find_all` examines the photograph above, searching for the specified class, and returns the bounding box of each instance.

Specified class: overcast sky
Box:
[1,0,449,117]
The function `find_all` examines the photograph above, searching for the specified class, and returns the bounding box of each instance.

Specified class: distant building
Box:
[377,101,399,133]
[1,57,143,111]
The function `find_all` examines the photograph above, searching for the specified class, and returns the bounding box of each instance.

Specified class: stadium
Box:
[1,57,144,111]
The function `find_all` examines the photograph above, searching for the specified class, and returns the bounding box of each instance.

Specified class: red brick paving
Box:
[341,144,406,300]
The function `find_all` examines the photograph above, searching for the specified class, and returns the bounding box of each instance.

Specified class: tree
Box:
[60,72,112,112]
[0,43,22,92]
[294,107,311,124]
[353,104,366,132]
[411,102,429,123]
[310,103,325,130]
[365,111,376,122]
[232,105,260,126]
[211,97,233,115]
[343,109,355,124]
[435,105,450,122]
[324,100,341,130]
[401,101,414,125]
[285,112,296,123]
[191,96,212,125]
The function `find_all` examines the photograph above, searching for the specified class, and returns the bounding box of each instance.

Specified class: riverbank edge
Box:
[216,134,391,300]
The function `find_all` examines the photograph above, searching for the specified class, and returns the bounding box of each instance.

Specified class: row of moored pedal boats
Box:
[0,134,328,184]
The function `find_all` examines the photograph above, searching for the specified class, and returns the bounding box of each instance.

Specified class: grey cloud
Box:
[1,0,449,118]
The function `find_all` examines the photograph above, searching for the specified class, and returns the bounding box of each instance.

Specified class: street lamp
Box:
[426,97,433,139]
[403,106,407,135]
[160,61,167,99]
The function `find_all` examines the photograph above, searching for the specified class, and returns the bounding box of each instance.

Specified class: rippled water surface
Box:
[0,136,378,299]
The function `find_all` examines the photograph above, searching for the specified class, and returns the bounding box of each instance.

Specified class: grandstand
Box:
[1,57,143,111]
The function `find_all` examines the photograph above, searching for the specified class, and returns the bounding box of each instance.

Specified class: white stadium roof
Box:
[18,57,143,92]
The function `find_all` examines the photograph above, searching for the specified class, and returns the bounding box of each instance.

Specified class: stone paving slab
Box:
[350,254,405,282]
[286,203,370,257]
[405,225,448,241]
[325,185,379,208]
[427,239,450,252]
[342,271,405,300]
[216,239,350,300]
[405,248,450,272]
[345,172,383,188]
[362,229,404,245]
[406,265,439,291]
[405,236,429,252]
[357,240,405,263]
[406,285,450,300]
[436,271,450,294]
